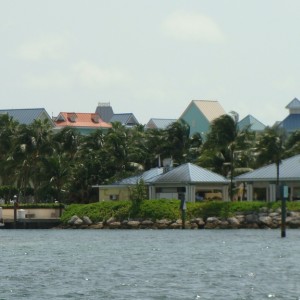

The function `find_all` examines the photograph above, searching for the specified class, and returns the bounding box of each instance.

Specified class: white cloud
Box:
[17,35,69,60]
[162,11,225,43]
[73,61,131,88]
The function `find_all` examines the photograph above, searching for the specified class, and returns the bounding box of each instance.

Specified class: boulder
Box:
[127,220,141,229]
[108,221,121,229]
[89,222,104,229]
[68,215,80,225]
[227,217,240,228]
[205,217,221,229]
[259,216,273,227]
[82,216,93,225]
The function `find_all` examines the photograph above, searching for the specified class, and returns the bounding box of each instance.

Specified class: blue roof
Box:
[238,115,266,131]
[0,108,53,125]
[152,163,229,184]
[279,114,300,133]
[235,155,300,182]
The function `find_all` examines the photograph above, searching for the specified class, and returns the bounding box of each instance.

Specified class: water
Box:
[1,229,300,300]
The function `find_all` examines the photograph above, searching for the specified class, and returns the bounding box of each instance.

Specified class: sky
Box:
[1,0,300,126]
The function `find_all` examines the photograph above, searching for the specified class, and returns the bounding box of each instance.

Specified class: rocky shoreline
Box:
[61,207,300,229]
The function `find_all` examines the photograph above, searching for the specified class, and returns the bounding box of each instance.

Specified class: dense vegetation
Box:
[0,112,299,204]
[61,200,300,224]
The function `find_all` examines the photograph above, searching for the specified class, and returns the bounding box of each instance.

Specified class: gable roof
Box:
[238,114,266,131]
[146,118,177,129]
[110,113,139,126]
[152,163,229,184]
[279,114,300,133]
[235,155,300,182]
[286,98,300,110]
[54,112,111,129]
[190,100,226,122]
[0,108,54,125]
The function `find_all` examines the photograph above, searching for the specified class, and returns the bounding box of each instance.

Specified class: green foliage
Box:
[60,200,300,224]
[60,201,131,223]
[129,180,147,217]
[137,199,181,220]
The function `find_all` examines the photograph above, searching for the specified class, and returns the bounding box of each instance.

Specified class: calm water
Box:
[0,229,300,300]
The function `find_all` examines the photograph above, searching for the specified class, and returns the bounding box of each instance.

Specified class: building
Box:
[279,98,300,134]
[95,102,139,127]
[146,118,177,130]
[0,108,54,126]
[238,114,266,132]
[235,154,300,202]
[53,112,111,135]
[95,163,229,202]
[179,100,226,137]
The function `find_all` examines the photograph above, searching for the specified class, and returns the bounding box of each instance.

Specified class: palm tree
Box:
[255,127,286,200]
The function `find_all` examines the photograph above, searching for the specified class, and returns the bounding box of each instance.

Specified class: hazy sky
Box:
[1,0,300,126]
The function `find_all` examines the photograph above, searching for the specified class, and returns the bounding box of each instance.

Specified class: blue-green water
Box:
[0,229,300,300]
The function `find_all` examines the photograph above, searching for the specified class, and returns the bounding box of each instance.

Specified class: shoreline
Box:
[60,208,300,229]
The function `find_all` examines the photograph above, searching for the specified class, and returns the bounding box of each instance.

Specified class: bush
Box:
[60,200,300,224]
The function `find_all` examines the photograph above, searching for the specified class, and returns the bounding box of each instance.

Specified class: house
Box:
[95,102,139,127]
[53,112,111,135]
[146,118,177,130]
[279,98,300,133]
[95,163,229,202]
[95,168,164,201]
[179,100,226,137]
[149,163,229,202]
[0,108,54,126]
[110,113,139,127]
[238,114,266,132]
[234,154,300,202]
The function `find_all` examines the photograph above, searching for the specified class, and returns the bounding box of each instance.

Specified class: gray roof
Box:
[152,163,229,184]
[238,114,266,132]
[146,118,177,129]
[235,155,300,182]
[115,168,164,185]
[0,108,53,125]
[95,103,114,122]
[110,113,139,126]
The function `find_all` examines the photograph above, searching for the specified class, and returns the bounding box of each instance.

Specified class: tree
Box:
[255,127,286,200]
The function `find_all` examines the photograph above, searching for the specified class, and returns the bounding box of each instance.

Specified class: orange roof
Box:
[54,112,112,128]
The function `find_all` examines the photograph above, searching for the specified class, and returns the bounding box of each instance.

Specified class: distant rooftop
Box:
[0,108,53,125]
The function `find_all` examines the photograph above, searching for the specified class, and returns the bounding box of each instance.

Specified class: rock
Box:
[82,216,92,225]
[107,217,116,224]
[227,217,240,228]
[205,217,220,229]
[140,220,154,229]
[89,222,104,229]
[219,220,229,229]
[68,215,80,225]
[259,216,273,227]
[73,217,83,226]
[127,220,141,229]
[155,219,172,229]
[245,213,258,224]
[287,217,300,228]
[108,221,121,229]
[169,222,182,229]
